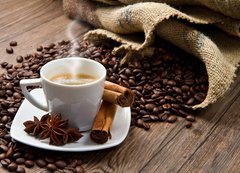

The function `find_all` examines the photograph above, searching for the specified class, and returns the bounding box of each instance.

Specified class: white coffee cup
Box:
[20,57,106,131]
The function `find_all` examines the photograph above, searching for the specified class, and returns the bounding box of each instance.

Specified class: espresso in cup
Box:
[49,73,98,85]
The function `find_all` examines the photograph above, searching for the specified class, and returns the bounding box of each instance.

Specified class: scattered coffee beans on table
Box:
[9,41,18,47]
[6,47,14,54]
[0,39,208,172]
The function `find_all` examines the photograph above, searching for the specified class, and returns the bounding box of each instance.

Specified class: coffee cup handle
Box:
[20,78,48,111]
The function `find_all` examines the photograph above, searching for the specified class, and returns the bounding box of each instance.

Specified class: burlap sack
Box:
[95,0,240,20]
[63,0,240,109]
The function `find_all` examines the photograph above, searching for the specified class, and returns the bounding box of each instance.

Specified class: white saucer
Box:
[10,88,131,152]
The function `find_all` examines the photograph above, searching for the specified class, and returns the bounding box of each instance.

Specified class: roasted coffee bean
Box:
[136,119,144,127]
[16,56,24,63]
[16,166,26,173]
[162,103,171,110]
[36,45,43,51]
[25,160,34,168]
[46,163,57,171]
[12,152,22,160]
[1,158,11,167]
[194,92,206,102]
[10,41,18,46]
[143,122,150,130]
[6,63,13,69]
[167,80,176,86]
[55,160,67,169]
[0,144,8,152]
[185,122,192,128]
[68,159,78,168]
[24,153,34,160]
[16,157,26,164]
[158,113,168,121]
[36,159,47,168]
[186,98,195,105]
[186,115,195,122]
[0,153,6,159]
[1,61,8,68]
[145,103,155,111]
[75,165,84,173]
[167,115,177,123]
[150,115,159,121]
[7,162,18,171]
[6,145,14,158]
[45,156,55,163]
[6,47,14,54]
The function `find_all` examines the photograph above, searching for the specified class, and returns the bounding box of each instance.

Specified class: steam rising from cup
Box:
[65,20,90,79]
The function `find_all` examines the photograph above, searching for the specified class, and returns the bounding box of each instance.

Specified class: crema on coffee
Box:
[49,73,97,85]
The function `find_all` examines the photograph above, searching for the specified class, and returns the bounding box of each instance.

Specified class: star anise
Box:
[23,113,83,146]
[39,113,69,146]
[65,128,83,143]
[23,114,50,136]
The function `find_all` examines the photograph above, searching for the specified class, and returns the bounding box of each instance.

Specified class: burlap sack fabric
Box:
[63,0,240,109]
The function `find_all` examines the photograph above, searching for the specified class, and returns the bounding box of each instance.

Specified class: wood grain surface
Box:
[1,0,240,173]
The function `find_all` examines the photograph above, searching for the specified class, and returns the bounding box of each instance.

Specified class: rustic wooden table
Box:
[1,0,240,172]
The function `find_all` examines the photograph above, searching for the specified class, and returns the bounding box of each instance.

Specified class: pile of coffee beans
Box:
[0,39,208,172]
[73,42,208,129]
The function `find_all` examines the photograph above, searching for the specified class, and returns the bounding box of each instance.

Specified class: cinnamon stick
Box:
[103,81,134,107]
[90,101,117,144]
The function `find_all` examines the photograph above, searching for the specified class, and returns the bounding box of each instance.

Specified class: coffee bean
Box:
[6,63,13,69]
[75,165,84,173]
[16,157,26,164]
[55,160,67,169]
[194,92,206,102]
[145,103,155,111]
[162,104,171,110]
[7,162,18,171]
[0,151,6,158]
[6,145,14,158]
[10,41,18,46]
[167,80,176,86]
[13,92,22,99]
[45,156,55,163]
[16,56,24,63]
[0,144,8,152]
[152,107,160,114]
[6,47,14,54]
[185,122,192,128]
[46,163,57,171]
[25,160,34,168]
[167,115,177,123]
[143,122,150,130]
[16,166,26,173]
[186,115,195,122]
[1,158,11,167]
[36,45,43,51]
[136,119,144,127]
[1,62,8,68]
[158,113,168,121]
[173,86,182,94]
[186,98,195,105]
[12,153,21,160]
[150,115,159,121]
[36,159,47,168]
